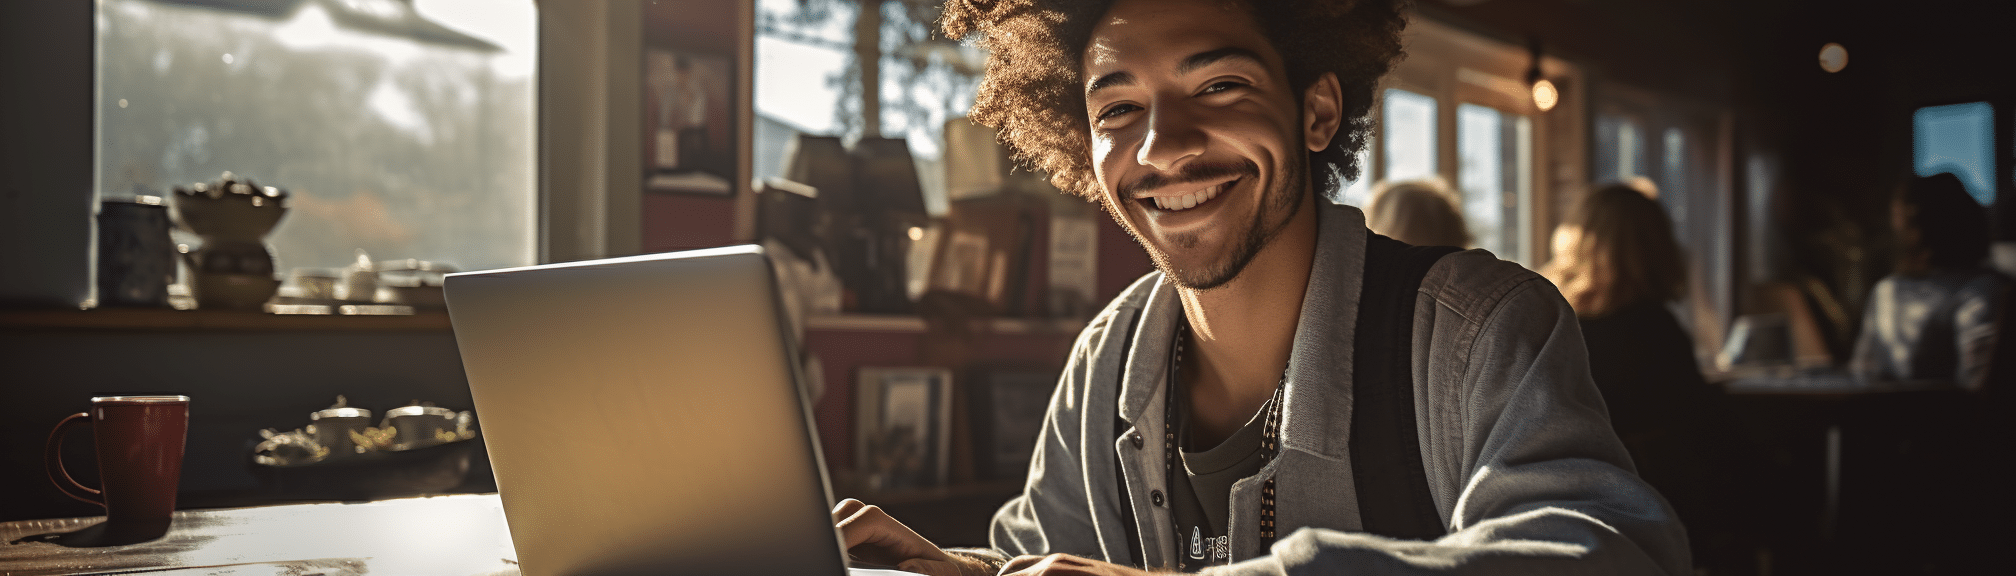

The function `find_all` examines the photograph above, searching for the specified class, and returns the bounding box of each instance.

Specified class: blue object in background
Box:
[1913,102,1996,206]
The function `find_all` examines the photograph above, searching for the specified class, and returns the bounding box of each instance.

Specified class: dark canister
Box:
[96,197,176,308]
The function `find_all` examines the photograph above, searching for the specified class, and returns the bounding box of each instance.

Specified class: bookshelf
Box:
[627,0,1159,542]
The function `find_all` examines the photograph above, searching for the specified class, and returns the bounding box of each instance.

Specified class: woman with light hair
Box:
[1542,184,1700,391]
[1543,182,1722,552]
[1363,179,1471,248]
[1544,183,1689,317]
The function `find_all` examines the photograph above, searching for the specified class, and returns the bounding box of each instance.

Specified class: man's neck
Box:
[1176,196,1319,448]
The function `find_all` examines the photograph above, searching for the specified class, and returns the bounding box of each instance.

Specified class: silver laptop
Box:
[445,245,882,576]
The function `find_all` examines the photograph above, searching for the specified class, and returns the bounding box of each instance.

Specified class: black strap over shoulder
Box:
[1349,233,1459,540]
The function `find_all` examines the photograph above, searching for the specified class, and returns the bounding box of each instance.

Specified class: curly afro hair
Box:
[941,0,1411,202]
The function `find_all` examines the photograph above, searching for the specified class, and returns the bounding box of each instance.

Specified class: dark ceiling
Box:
[1424,0,2016,109]
[1429,0,2016,243]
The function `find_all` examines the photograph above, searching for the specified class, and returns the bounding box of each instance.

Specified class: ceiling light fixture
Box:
[1526,39,1557,112]
[1818,42,1849,73]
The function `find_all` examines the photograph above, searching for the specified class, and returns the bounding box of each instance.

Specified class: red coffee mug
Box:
[45,396,190,525]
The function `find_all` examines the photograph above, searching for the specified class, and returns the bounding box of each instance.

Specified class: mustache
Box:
[1118,160,1258,198]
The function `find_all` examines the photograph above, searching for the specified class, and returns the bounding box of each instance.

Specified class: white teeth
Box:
[1150,183,1224,211]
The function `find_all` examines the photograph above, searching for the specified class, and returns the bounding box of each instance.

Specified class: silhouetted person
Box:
[1364,179,1471,248]
[1851,172,2010,391]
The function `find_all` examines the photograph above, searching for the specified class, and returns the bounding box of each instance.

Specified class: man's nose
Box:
[1137,105,1205,172]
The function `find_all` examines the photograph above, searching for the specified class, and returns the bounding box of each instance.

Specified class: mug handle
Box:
[45,412,104,506]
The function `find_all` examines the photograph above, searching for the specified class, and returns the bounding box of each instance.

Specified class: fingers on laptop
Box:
[834,499,946,566]
[833,498,868,523]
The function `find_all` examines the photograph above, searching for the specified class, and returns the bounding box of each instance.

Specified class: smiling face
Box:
[1083,0,1331,290]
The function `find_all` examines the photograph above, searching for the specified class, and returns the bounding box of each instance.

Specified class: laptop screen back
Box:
[445,246,845,576]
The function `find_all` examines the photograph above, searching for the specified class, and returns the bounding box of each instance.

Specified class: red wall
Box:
[641,192,737,253]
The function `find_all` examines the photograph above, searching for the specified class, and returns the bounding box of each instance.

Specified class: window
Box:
[1594,115,1647,185]
[1370,18,1574,266]
[1457,104,1532,262]
[1382,88,1439,182]
[754,0,980,215]
[1913,101,1997,206]
[753,0,855,180]
[96,0,537,274]
[1661,127,1688,223]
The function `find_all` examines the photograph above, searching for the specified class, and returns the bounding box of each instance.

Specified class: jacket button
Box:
[1150,490,1165,506]
[1131,433,1144,449]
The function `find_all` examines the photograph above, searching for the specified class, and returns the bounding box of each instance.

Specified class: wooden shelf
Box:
[0,308,452,332]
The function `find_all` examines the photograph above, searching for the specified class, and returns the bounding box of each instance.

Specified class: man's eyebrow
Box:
[1084,47,1263,98]
[1176,47,1265,76]
[1086,71,1136,97]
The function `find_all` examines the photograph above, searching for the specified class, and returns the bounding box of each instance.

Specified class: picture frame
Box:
[643,47,734,194]
[855,367,954,490]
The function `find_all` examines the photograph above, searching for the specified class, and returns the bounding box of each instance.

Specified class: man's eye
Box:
[1201,81,1246,95]
[1097,103,1140,121]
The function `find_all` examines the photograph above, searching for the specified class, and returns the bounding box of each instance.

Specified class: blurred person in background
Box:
[1851,172,2011,391]
[1363,179,1471,248]
[1544,184,1705,403]
[1543,182,1727,567]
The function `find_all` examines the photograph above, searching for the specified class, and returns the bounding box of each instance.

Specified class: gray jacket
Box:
[988,202,1690,574]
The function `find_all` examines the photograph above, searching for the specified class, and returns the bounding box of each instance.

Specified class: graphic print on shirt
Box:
[1182,524,1230,564]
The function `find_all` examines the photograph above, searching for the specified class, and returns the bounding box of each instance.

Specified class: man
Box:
[836,0,1689,574]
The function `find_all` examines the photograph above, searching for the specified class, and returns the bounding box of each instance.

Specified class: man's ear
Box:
[1302,72,1344,153]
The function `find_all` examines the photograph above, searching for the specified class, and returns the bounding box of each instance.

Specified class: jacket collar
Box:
[1279,202,1366,459]
[1116,201,1369,460]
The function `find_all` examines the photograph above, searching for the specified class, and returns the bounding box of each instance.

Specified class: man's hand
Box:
[1001,554,1152,576]
[832,498,990,576]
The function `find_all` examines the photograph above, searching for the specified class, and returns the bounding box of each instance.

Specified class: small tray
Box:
[247,437,479,501]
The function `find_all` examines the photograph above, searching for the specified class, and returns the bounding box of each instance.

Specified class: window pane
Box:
[1513,115,1533,263]
[755,0,978,216]
[96,0,537,273]
[876,0,981,215]
[1456,104,1502,254]
[1914,101,1996,206]
[1457,104,1528,261]
[1594,115,1646,183]
[1382,89,1438,182]
[1661,127,1688,225]
[754,0,854,180]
